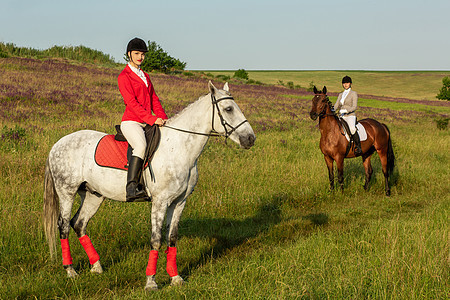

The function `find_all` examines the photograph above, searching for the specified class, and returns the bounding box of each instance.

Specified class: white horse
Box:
[43,81,256,290]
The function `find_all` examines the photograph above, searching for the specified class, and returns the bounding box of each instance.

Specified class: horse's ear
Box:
[208,81,217,96]
[313,86,318,94]
[223,82,229,92]
[323,86,327,94]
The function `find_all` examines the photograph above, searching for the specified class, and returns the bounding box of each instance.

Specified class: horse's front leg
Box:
[324,155,335,191]
[164,196,187,287]
[163,167,197,287]
[336,157,345,191]
[145,199,167,291]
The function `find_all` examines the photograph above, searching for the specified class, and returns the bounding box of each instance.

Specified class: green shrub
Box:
[215,74,231,81]
[233,69,249,80]
[0,49,9,58]
[183,71,194,77]
[287,81,294,89]
[0,42,116,65]
[436,76,450,100]
[435,117,449,130]
[138,41,186,73]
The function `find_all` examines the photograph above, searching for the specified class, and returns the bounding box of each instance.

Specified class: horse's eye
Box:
[225,107,233,112]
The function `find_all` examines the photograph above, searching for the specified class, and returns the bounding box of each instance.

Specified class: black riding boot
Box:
[353,133,362,155]
[126,156,147,202]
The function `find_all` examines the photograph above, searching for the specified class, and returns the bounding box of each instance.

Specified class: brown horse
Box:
[309,86,395,196]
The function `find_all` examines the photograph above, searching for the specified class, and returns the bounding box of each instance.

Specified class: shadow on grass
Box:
[178,196,282,275]
[177,193,329,280]
[302,212,329,226]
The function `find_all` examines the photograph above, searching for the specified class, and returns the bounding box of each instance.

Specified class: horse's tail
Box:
[383,123,395,175]
[43,156,59,260]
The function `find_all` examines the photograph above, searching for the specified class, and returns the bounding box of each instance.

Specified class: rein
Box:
[163,94,248,140]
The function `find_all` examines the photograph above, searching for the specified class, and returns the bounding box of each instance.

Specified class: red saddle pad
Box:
[95,135,129,170]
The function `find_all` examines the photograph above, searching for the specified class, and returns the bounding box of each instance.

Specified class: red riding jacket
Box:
[118,65,168,125]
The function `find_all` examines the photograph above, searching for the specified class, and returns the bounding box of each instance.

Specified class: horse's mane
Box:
[166,90,231,125]
[321,95,339,121]
[165,93,209,125]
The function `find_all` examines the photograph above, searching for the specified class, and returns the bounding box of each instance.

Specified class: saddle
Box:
[338,118,367,157]
[94,125,161,199]
[113,125,161,170]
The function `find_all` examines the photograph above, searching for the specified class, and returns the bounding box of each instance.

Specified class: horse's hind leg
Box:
[362,154,373,191]
[378,151,391,196]
[70,189,105,273]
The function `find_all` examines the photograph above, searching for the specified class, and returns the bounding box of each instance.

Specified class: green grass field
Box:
[1,57,449,299]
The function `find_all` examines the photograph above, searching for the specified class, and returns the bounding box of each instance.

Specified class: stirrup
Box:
[126,193,151,202]
[126,182,148,202]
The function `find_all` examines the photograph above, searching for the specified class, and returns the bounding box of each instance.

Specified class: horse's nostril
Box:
[249,134,256,146]
[240,134,256,148]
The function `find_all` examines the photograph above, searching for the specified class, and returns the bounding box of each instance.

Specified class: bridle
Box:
[314,95,335,118]
[313,94,347,136]
[163,94,249,141]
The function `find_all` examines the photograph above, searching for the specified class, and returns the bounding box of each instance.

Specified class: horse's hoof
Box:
[144,275,158,291]
[170,275,184,287]
[385,190,391,196]
[65,266,78,278]
[90,261,103,274]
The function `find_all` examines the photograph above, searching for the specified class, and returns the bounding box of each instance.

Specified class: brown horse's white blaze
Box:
[43,82,255,290]
[309,86,395,196]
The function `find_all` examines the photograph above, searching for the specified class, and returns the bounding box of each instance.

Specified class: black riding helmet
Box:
[126,38,148,54]
[342,76,352,84]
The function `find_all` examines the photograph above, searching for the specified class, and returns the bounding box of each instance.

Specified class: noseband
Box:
[164,94,248,140]
[211,94,248,139]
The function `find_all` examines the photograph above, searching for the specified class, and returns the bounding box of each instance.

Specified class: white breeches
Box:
[342,115,357,135]
[120,121,147,159]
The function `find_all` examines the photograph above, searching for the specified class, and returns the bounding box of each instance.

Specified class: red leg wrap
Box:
[79,235,100,265]
[165,247,178,277]
[146,250,159,276]
[60,239,73,265]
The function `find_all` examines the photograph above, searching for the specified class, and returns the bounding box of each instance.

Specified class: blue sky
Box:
[1,0,449,70]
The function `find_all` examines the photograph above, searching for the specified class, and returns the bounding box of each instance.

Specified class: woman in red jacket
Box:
[118,37,168,201]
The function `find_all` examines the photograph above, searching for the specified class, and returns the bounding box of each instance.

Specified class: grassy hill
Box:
[204,70,450,101]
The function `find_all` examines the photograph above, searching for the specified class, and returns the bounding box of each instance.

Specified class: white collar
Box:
[128,62,141,73]
[340,88,351,104]
[127,63,148,86]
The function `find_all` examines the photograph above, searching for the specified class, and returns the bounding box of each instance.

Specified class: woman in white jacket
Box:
[334,76,362,155]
